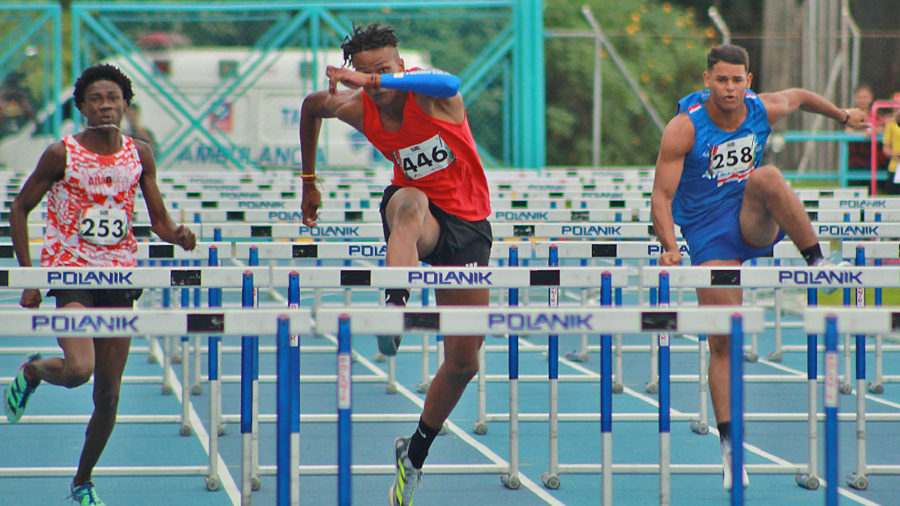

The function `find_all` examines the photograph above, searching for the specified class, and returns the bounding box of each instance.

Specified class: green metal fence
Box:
[0,3,62,170]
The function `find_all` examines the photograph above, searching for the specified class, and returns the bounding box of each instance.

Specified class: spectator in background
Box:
[846,84,889,192]
[124,102,157,152]
[0,71,36,137]
[883,99,900,195]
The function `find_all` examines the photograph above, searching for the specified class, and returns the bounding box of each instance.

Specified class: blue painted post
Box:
[288,272,301,505]
[796,288,820,489]
[501,244,520,489]
[207,246,222,486]
[544,245,560,487]
[276,315,291,506]
[658,272,671,505]
[337,315,353,506]
[824,315,840,506]
[240,272,254,503]
[729,315,744,506]
[600,272,612,506]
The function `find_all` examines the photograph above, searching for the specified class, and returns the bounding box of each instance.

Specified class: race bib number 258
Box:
[79,208,128,246]
[392,134,455,180]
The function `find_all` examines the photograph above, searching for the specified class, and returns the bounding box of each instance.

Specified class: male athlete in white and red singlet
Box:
[5,64,195,506]
[300,23,491,506]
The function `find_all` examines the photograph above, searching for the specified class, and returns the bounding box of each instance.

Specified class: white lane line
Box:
[149,337,240,506]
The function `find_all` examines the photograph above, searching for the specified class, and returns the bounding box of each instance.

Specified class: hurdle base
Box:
[846,472,868,490]
[644,381,659,394]
[840,382,853,395]
[612,382,624,394]
[565,350,589,362]
[205,475,220,491]
[472,421,488,435]
[795,473,820,490]
[690,420,709,435]
[542,471,560,489]
[743,352,758,363]
[501,473,521,489]
[251,475,261,491]
[866,381,884,394]
[766,351,783,362]
[416,381,430,394]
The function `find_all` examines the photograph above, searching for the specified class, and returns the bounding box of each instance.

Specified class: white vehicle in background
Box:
[0,47,431,171]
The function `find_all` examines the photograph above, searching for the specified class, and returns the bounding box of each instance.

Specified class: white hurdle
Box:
[314,306,765,506]
[643,265,900,491]
[0,307,311,505]
[804,307,900,490]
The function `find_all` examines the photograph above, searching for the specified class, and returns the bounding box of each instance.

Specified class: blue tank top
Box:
[671,90,771,230]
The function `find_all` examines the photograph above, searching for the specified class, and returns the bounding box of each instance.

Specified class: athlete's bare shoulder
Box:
[660,112,695,156]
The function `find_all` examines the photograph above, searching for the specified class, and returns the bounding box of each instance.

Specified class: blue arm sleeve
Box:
[378,70,460,98]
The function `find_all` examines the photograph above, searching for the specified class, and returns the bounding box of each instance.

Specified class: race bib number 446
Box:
[706,134,757,186]
[392,134,455,180]
[79,208,128,246]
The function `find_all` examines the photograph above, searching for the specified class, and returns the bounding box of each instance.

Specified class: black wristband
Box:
[840,109,850,125]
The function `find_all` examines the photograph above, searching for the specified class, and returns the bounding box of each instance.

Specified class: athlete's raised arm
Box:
[651,114,695,266]
[760,88,869,128]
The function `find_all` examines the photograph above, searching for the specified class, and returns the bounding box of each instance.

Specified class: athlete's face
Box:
[351,46,405,106]
[703,62,752,114]
[80,79,127,128]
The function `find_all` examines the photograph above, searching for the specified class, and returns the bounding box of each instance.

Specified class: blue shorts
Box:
[681,202,786,265]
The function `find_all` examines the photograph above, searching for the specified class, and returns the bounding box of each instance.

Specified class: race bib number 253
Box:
[79,208,128,246]
[392,134,455,180]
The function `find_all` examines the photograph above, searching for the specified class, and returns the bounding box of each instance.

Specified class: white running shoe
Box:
[811,257,853,295]
[721,440,750,491]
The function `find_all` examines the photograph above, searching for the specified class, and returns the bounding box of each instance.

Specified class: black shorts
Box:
[380,185,493,266]
[47,289,143,309]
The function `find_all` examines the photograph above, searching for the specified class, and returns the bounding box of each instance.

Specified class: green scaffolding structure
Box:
[71,1,545,170]
[0,3,63,167]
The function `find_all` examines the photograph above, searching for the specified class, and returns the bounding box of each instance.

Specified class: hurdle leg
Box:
[218,341,226,435]
[193,335,203,395]
[501,331,520,489]
[206,336,221,491]
[473,345,488,435]
[241,336,253,505]
[646,270,659,394]
[314,288,324,338]
[690,334,709,435]
[867,334,884,394]
[542,333,560,489]
[796,290,820,490]
[746,287,758,363]
[162,335,174,395]
[418,334,431,394]
[565,288,590,362]
[768,283,783,362]
[841,333,853,394]
[180,336,192,436]
[613,334,624,394]
[252,337,261,491]
[846,332,868,490]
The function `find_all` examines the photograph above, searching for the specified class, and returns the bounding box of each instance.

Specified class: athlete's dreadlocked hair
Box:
[341,23,400,67]
[707,45,750,72]
[73,63,134,110]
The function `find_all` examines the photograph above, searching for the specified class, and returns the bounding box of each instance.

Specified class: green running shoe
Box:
[4,353,40,423]
[389,437,422,506]
[71,482,107,506]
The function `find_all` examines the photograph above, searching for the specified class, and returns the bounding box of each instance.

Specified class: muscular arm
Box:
[9,142,66,267]
[651,114,694,265]
[137,141,195,250]
[299,89,363,227]
[761,88,869,128]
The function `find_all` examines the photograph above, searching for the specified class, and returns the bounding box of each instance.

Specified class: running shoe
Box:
[811,257,853,295]
[378,289,409,357]
[71,482,106,506]
[721,440,750,491]
[389,437,423,506]
[4,353,40,423]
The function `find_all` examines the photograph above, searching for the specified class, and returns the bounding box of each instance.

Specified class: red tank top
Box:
[41,135,142,267]
[362,91,491,221]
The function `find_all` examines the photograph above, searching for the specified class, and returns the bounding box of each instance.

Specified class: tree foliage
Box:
[545,0,717,166]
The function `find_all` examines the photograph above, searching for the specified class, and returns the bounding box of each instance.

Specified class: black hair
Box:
[854,83,872,94]
[72,63,134,110]
[707,45,750,72]
[341,23,400,67]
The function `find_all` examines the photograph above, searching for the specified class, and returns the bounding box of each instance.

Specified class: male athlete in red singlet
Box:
[5,64,195,506]
[300,23,491,506]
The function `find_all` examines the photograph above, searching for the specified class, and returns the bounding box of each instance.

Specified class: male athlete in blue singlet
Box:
[651,45,869,490]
